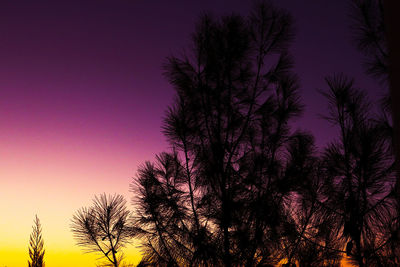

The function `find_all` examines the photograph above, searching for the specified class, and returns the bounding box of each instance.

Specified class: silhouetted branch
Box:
[71,194,132,267]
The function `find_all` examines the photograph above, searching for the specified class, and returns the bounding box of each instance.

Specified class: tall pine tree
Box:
[132,1,314,265]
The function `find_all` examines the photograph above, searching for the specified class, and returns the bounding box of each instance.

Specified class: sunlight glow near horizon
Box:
[0,119,159,266]
[0,248,142,267]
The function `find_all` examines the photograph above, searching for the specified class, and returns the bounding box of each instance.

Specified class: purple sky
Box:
[0,0,381,152]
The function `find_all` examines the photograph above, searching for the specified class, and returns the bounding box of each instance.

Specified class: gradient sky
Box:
[0,0,381,266]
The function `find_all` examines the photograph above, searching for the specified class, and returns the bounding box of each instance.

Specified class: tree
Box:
[132,1,315,266]
[280,152,343,267]
[351,0,387,84]
[350,1,400,264]
[28,215,45,267]
[71,194,132,267]
[319,74,397,266]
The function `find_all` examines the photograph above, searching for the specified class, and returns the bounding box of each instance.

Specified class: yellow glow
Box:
[0,246,142,267]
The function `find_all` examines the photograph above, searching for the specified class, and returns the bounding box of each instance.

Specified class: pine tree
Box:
[71,194,132,267]
[28,215,45,267]
[132,1,313,265]
[320,74,396,266]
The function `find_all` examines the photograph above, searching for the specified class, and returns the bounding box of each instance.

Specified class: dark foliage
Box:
[350,0,388,84]
[71,194,132,267]
[318,74,397,266]
[350,1,400,265]
[129,1,399,266]
[28,215,45,267]
[131,1,326,266]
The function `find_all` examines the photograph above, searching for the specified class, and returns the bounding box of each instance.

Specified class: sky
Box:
[0,0,382,266]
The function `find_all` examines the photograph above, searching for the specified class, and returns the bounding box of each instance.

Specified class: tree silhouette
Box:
[319,74,397,266]
[28,215,45,267]
[351,0,387,84]
[350,1,400,264]
[133,152,208,266]
[280,151,343,266]
[71,194,132,267]
[130,1,400,265]
[350,0,394,166]
[132,1,318,266]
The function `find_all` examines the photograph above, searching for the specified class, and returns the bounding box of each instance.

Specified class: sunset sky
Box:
[0,0,381,266]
